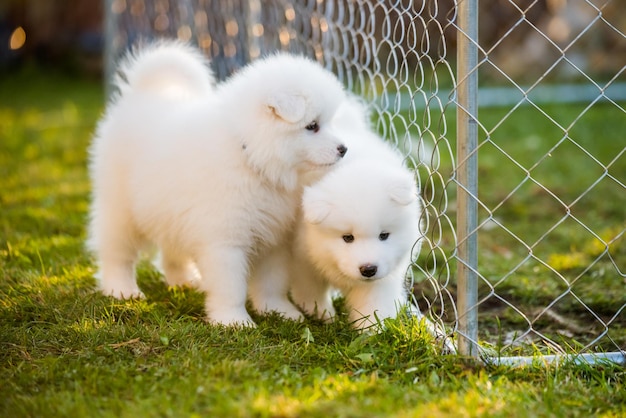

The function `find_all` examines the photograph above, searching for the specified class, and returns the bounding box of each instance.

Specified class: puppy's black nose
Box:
[359,264,377,278]
[337,144,347,158]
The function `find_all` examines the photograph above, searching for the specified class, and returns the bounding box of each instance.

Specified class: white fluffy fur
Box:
[88,42,347,326]
[289,98,424,329]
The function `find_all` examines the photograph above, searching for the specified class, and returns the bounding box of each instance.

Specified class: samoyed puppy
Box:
[289,98,424,329]
[87,41,348,326]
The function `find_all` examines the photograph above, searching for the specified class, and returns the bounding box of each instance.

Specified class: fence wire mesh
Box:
[456,0,625,360]
[105,0,625,361]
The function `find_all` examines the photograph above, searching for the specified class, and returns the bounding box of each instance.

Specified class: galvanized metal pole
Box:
[456,0,480,357]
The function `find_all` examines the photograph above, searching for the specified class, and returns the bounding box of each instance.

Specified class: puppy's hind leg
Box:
[159,247,200,287]
[90,227,143,299]
[248,246,304,321]
[88,195,143,299]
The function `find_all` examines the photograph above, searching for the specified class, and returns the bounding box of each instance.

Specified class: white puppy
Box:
[290,98,424,329]
[88,41,347,326]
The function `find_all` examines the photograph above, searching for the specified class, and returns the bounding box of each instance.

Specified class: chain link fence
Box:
[104,0,625,363]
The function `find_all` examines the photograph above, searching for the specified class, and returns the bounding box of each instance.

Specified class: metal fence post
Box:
[455,0,479,357]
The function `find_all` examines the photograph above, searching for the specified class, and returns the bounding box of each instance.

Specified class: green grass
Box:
[1,70,625,417]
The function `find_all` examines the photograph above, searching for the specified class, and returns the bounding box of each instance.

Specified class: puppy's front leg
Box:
[248,246,304,321]
[347,277,408,330]
[289,260,335,323]
[195,246,255,327]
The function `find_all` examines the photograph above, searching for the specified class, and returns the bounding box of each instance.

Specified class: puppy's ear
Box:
[267,93,306,123]
[388,176,418,206]
[302,187,332,225]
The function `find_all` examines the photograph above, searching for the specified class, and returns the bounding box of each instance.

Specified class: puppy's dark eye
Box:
[342,234,354,243]
[379,232,390,241]
[305,121,320,133]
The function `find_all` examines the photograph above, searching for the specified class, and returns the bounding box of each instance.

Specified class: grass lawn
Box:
[1,70,625,417]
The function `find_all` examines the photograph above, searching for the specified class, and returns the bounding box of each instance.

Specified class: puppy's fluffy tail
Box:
[114,41,215,99]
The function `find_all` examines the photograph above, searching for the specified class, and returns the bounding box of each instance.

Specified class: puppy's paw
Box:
[254,298,305,322]
[351,315,382,332]
[279,305,306,322]
[314,303,336,323]
[208,308,257,328]
[100,282,144,300]
[294,298,335,322]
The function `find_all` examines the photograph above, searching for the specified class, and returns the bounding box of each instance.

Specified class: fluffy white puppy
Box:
[289,98,424,329]
[88,41,347,326]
